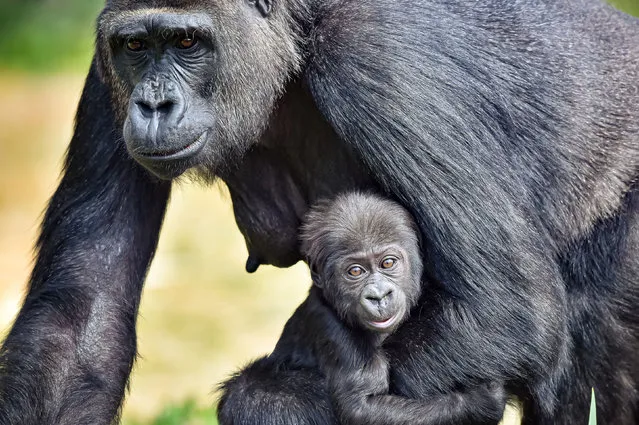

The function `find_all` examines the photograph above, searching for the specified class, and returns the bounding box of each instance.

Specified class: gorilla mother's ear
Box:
[94,32,110,84]
[94,13,118,86]
[248,0,273,17]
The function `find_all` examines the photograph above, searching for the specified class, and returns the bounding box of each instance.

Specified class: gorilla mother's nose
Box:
[129,78,185,139]
[134,98,177,120]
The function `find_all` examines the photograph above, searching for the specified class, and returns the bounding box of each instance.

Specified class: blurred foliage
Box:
[0,0,103,71]
[124,400,218,425]
[610,0,639,15]
[0,0,638,72]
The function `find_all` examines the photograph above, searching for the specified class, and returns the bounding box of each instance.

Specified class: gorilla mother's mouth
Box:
[367,314,399,331]
[140,131,208,160]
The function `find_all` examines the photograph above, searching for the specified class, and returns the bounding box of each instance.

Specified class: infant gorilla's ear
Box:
[300,192,423,333]
[309,264,324,288]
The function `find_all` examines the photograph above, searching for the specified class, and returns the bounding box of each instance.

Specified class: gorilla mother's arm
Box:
[0,65,170,424]
[306,0,566,398]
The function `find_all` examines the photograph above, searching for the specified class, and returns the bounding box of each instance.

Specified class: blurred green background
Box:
[0,1,637,424]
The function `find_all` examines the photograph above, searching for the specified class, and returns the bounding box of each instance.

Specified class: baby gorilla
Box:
[298,192,506,425]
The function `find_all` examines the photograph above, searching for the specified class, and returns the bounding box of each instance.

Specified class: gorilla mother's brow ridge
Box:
[102,11,215,43]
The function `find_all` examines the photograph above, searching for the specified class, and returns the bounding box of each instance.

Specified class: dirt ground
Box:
[0,73,520,423]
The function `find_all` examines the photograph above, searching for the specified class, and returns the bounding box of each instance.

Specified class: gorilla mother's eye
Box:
[347,265,365,278]
[381,257,397,269]
[177,36,197,49]
[126,39,145,52]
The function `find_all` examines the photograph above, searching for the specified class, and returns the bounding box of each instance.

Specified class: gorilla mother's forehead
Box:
[105,0,217,11]
[100,7,215,39]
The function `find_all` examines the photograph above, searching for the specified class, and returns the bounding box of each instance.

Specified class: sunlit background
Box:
[0,1,637,424]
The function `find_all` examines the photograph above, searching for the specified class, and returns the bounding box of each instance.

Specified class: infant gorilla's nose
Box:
[362,283,394,313]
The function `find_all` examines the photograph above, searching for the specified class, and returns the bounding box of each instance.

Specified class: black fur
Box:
[0,66,170,424]
[287,192,507,425]
[1,0,639,424]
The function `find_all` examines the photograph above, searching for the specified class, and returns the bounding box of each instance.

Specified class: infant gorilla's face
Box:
[323,244,419,334]
[301,192,424,335]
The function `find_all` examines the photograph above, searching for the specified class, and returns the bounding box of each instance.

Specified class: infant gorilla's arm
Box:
[307,291,506,425]
[301,193,507,425]
[329,351,506,425]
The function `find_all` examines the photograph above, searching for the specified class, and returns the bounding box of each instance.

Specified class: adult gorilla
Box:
[1,0,638,424]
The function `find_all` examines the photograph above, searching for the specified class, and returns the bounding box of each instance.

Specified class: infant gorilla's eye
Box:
[347,265,364,277]
[126,39,145,52]
[381,257,396,269]
[177,36,197,49]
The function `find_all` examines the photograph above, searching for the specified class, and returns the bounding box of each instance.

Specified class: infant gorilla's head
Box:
[301,192,423,334]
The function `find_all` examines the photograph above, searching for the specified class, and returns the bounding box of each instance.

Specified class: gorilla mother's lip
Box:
[137,131,208,161]
[367,314,398,330]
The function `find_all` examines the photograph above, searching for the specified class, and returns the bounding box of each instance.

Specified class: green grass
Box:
[588,389,597,425]
[123,400,218,425]
[610,0,639,16]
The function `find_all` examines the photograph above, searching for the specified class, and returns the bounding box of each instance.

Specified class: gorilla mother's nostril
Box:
[156,100,174,115]
[135,100,154,117]
[135,99,175,117]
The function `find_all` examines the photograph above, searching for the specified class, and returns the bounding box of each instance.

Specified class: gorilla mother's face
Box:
[96,1,302,179]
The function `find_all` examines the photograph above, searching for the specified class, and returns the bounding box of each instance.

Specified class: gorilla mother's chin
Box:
[124,128,210,180]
